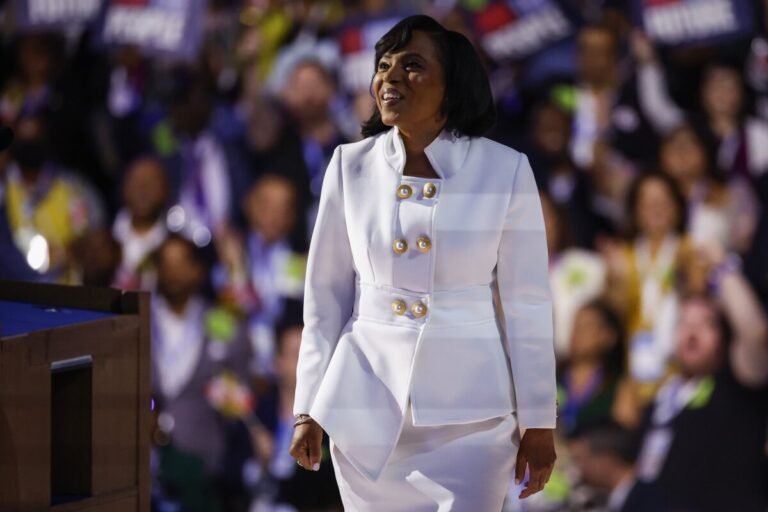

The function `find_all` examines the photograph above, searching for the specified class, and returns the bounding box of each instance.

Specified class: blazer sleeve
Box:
[293,145,356,416]
[495,152,557,430]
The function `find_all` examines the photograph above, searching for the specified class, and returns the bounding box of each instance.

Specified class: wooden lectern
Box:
[0,280,150,512]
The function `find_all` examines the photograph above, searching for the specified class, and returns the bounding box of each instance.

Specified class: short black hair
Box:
[361,14,496,139]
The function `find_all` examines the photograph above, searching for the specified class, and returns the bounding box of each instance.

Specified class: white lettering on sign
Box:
[104,6,185,52]
[482,6,571,60]
[644,0,738,44]
[28,0,100,24]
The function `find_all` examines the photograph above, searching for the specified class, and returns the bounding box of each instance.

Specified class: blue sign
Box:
[632,0,755,46]
[100,0,206,61]
[467,0,576,62]
[14,0,102,29]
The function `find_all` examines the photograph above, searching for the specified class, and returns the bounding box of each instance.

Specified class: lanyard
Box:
[652,375,715,426]
[635,235,679,326]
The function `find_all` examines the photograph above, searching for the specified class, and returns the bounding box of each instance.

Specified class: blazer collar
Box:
[383,125,471,179]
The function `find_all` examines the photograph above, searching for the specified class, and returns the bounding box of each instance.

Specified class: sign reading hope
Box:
[101,0,205,60]
[469,0,574,62]
[633,0,755,46]
[15,0,101,27]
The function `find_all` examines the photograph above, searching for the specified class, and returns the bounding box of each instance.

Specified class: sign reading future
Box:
[633,0,755,46]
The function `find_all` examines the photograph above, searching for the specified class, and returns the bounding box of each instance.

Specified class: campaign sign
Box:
[336,15,406,94]
[633,0,755,46]
[469,0,575,62]
[100,0,205,60]
[14,0,102,29]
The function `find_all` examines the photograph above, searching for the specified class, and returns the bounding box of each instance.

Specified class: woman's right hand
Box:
[289,419,324,471]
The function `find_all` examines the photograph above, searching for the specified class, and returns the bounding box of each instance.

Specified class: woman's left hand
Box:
[514,428,556,499]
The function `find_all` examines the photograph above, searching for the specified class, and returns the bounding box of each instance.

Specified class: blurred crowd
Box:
[1,0,768,511]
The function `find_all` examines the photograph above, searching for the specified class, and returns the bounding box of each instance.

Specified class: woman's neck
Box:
[398,122,445,157]
[398,123,446,178]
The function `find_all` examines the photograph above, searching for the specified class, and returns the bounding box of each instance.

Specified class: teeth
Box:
[383,91,402,100]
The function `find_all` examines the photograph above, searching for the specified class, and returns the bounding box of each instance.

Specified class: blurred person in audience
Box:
[586,139,635,233]
[744,202,768,309]
[150,234,254,512]
[527,100,574,186]
[69,228,122,287]
[279,59,348,226]
[569,23,659,169]
[0,32,60,125]
[247,302,342,511]
[528,101,612,249]
[569,421,665,512]
[99,45,152,175]
[630,245,768,512]
[601,172,690,414]
[0,124,38,280]
[151,67,233,248]
[658,124,759,255]
[215,88,311,251]
[112,156,169,290]
[2,112,104,283]
[215,173,305,378]
[633,32,768,190]
[542,192,607,359]
[557,300,625,437]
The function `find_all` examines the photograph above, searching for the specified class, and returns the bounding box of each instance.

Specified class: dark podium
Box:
[0,280,150,512]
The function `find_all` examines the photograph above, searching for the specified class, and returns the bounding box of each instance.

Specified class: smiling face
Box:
[372,30,447,133]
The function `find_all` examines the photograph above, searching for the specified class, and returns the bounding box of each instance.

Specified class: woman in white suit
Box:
[289,15,557,511]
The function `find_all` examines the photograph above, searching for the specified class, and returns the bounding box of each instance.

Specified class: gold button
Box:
[415,235,432,253]
[396,184,413,199]
[391,299,407,315]
[392,238,408,254]
[423,182,437,198]
[411,301,427,318]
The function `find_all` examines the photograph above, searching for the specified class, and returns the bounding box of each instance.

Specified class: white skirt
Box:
[329,398,520,511]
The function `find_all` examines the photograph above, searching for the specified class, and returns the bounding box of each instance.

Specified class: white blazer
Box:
[294,125,557,482]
